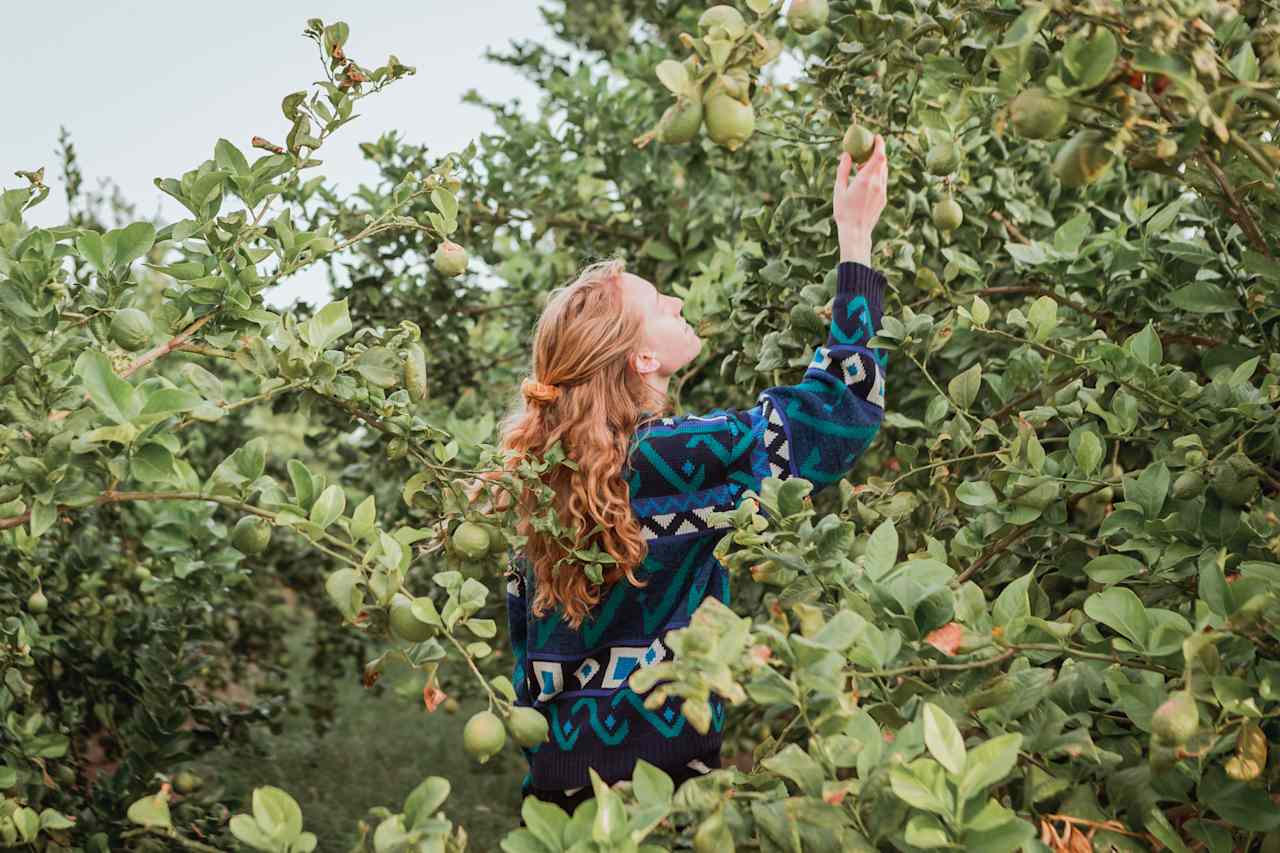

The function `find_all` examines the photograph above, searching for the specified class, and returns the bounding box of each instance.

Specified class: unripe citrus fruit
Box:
[1009,88,1068,140]
[28,590,48,614]
[842,122,875,163]
[698,5,746,38]
[705,94,755,152]
[389,593,434,643]
[926,141,960,176]
[1172,471,1205,498]
[443,697,460,714]
[787,0,830,34]
[451,521,491,559]
[433,241,468,277]
[404,343,428,402]
[932,196,963,231]
[1211,454,1259,506]
[1151,691,1198,745]
[110,308,154,352]
[174,771,204,794]
[463,710,507,763]
[1052,130,1114,188]
[230,516,272,556]
[507,706,550,747]
[658,97,703,144]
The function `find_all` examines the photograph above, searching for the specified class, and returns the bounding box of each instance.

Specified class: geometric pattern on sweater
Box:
[504,260,889,792]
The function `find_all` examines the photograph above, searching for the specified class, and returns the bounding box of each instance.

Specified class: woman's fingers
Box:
[835,151,852,191]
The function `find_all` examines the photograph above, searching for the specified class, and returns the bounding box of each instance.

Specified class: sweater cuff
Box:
[836,261,886,333]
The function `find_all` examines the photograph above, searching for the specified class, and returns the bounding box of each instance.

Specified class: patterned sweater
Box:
[504,260,888,795]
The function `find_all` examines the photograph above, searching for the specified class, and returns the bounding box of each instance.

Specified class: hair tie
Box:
[522,378,561,405]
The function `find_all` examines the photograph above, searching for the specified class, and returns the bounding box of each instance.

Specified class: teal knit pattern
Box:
[505,260,888,794]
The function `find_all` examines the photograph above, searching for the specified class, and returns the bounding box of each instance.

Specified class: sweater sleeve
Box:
[505,553,533,709]
[631,261,887,504]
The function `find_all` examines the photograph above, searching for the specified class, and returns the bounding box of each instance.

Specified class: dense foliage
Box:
[2,1,1280,850]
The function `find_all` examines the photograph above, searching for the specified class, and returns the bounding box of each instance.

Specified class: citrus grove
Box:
[2,1,1280,850]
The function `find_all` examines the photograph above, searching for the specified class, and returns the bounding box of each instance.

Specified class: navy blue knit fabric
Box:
[504,261,888,795]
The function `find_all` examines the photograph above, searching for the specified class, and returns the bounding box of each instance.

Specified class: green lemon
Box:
[109,308,154,351]
[451,521,491,559]
[787,0,829,34]
[705,94,755,152]
[507,706,550,747]
[28,590,48,614]
[433,241,469,277]
[230,516,272,555]
[389,593,435,643]
[1151,691,1198,746]
[842,122,875,163]
[463,710,507,763]
[932,196,963,231]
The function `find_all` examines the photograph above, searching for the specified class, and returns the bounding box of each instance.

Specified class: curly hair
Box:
[479,258,674,629]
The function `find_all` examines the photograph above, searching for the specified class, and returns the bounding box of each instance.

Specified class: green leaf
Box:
[1229,41,1259,82]
[923,702,966,776]
[963,815,1037,853]
[1084,587,1149,647]
[1064,27,1117,88]
[761,744,824,797]
[214,138,250,174]
[29,499,57,540]
[1168,283,1238,313]
[1071,428,1103,475]
[1027,295,1058,343]
[956,480,996,507]
[309,484,346,529]
[131,442,179,483]
[350,495,376,542]
[957,733,1023,800]
[230,814,277,851]
[1083,554,1144,583]
[1125,323,1163,367]
[905,814,955,848]
[519,797,570,851]
[76,230,109,275]
[139,387,203,420]
[948,363,981,409]
[75,349,139,425]
[889,761,951,815]
[1125,461,1170,520]
[353,346,399,388]
[403,776,450,830]
[992,571,1033,628]
[126,793,172,829]
[431,188,458,223]
[864,519,899,580]
[12,807,38,843]
[106,222,157,272]
[1052,212,1091,254]
[252,785,304,843]
[299,299,352,350]
[631,760,675,805]
[1199,767,1280,831]
[655,59,691,95]
[325,569,363,620]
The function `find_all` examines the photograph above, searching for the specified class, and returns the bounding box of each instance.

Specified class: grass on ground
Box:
[198,605,527,852]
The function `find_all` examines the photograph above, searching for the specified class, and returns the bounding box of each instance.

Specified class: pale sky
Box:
[1,2,557,307]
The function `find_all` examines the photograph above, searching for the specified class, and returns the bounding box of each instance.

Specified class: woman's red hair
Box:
[473,259,673,629]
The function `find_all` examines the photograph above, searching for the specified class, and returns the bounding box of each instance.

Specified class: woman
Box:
[493,135,889,815]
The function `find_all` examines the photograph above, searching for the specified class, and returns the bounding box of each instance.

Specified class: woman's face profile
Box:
[618,272,702,380]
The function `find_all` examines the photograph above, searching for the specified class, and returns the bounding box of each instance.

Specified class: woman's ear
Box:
[632,351,661,376]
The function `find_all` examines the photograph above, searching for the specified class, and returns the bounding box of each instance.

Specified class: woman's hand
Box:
[833,134,887,266]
